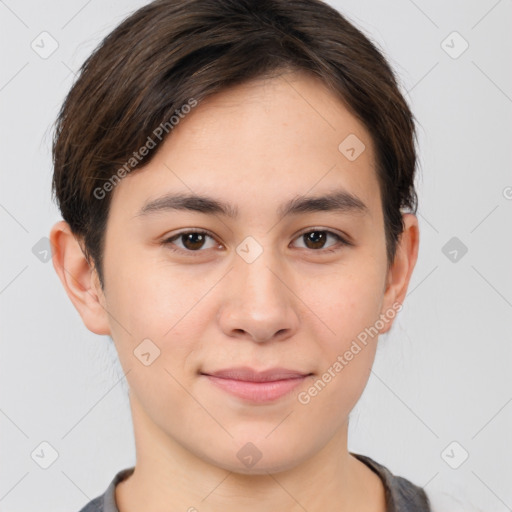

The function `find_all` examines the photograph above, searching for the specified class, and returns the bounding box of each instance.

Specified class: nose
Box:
[217,248,300,343]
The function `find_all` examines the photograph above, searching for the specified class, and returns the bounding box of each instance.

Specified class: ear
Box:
[49,220,111,335]
[379,213,419,334]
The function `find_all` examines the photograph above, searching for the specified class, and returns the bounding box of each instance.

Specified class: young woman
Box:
[50,0,429,510]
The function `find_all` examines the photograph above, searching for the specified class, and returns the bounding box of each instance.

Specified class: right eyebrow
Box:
[136,193,238,218]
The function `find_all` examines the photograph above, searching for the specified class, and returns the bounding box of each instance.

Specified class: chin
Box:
[200,440,311,476]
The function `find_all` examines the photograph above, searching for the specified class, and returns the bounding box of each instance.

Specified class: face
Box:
[64,71,417,475]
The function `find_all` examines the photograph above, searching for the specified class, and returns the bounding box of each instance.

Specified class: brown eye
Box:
[164,231,219,252]
[180,232,207,250]
[292,230,348,252]
[303,231,328,249]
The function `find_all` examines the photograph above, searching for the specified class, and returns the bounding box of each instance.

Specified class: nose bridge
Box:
[218,237,299,341]
[238,248,283,302]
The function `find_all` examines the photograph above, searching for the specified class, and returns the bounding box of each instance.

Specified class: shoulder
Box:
[351,452,431,512]
[75,468,135,512]
[77,495,103,512]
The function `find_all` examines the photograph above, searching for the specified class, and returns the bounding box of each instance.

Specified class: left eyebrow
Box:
[278,189,368,218]
[135,188,369,219]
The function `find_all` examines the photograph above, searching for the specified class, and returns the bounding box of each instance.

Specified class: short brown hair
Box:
[52,0,418,288]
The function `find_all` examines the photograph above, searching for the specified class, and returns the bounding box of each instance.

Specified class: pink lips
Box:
[201,366,311,403]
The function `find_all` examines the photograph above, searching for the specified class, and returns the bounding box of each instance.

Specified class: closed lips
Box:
[201,367,312,382]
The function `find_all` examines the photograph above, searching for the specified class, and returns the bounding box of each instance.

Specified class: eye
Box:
[163,230,220,253]
[291,229,349,252]
[162,228,350,256]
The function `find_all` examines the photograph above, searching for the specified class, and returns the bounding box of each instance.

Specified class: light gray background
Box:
[1,1,511,511]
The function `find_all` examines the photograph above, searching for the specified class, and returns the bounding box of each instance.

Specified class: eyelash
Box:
[161,228,351,256]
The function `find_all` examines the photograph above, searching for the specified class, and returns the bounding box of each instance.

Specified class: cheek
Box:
[299,265,385,396]
[102,256,216,390]
[103,264,208,413]
[308,266,386,344]
[105,249,208,333]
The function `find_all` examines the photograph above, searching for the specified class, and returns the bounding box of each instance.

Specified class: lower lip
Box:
[203,375,309,403]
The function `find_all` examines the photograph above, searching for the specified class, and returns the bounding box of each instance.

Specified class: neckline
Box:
[105,452,427,512]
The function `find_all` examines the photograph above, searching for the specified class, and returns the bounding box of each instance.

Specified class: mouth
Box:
[200,366,313,403]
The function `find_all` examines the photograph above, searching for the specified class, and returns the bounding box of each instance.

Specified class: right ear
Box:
[49,220,111,335]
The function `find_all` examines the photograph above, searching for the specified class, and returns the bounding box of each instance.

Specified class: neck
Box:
[115,393,385,512]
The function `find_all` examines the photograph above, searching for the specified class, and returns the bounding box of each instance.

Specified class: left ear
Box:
[379,213,419,334]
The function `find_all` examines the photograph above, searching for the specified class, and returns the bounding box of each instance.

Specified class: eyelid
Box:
[162,228,221,253]
[292,226,352,247]
[162,227,352,255]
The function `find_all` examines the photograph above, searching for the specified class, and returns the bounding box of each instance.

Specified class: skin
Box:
[51,70,419,512]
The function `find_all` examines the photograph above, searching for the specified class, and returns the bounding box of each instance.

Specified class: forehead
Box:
[110,70,380,219]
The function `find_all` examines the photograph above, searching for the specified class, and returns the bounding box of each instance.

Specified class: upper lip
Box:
[202,366,311,382]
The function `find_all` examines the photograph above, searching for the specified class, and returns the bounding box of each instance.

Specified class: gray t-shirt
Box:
[77,452,431,511]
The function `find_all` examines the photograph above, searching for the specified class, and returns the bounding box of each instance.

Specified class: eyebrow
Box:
[136,189,368,219]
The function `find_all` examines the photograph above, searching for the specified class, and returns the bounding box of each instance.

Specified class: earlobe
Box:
[49,220,111,335]
[379,213,420,334]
